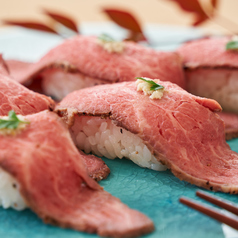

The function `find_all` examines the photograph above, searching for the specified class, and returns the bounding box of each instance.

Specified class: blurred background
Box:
[0,0,238,61]
[0,0,238,34]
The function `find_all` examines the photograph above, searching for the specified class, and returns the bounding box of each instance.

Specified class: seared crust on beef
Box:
[55,80,238,194]
[184,65,238,70]
[218,112,238,140]
[80,152,110,181]
[89,164,110,181]
[225,129,238,141]
[41,214,154,238]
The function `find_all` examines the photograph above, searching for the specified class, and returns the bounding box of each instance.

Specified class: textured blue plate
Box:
[0,25,237,238]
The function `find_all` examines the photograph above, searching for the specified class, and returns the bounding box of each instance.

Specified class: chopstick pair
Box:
[180,190,238,230]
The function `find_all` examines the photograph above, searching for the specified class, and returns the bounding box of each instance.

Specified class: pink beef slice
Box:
[0,66,55,116]
[6,60,33,84]
[0,57,109,181]
[177,37,238,113]
[56,80,238,194]
[177,37,238,68]
[79,150,110,181]
[0,110,154,238]
[6,35,185,87]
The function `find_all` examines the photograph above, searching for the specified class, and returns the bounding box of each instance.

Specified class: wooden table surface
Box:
[0,0,238,35]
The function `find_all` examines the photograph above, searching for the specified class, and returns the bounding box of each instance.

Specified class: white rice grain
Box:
[41,69,106,101]
[71,115,167,171]
[0,168,27,211]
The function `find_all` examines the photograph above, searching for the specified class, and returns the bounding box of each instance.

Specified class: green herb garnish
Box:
[136,77,164,91]
[226,41,238,51]
[0,111,29,129]
[98,33,115,42]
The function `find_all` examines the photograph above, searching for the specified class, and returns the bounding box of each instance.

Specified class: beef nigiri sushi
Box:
[0,56,54,116]
[0,55,110,182]
[7,35,185,100]
[177,37,238,139]
[0,110,154,237]
[177,37,238,113]
[56,77,238,193]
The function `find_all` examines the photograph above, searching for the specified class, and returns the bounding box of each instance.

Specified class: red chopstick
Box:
[196,190,238,216]
[179,190,238,230]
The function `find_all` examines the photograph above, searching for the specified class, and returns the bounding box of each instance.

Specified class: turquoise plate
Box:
[0,138,238,238]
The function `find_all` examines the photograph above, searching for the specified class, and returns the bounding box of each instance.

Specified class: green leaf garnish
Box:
[136,77,164,91]
[0,111,29,129]
[98,33,115,42]
[226,41,238,51]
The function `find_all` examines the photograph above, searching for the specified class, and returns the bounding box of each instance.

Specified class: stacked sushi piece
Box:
[6,35,185,100]
[177,37,238,139]
[0,53,154,237]
[2,34,238,238]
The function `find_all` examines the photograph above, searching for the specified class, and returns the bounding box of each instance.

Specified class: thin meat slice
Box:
[0,58,54,116]
[6,35,185,100]
[5,59,33,83]
[0,76,55,116]
[0,57,109,181]
[80,151,110,181]
[177,37,238,68]
[0,110,154,237]
[56,80,238,193]
[177,37,238,113]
